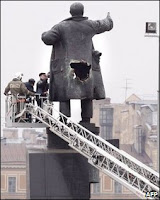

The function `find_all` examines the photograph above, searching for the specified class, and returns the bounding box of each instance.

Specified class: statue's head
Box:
[70,2,84,17]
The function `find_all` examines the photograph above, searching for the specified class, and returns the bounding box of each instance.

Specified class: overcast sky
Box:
[1,1,159,126]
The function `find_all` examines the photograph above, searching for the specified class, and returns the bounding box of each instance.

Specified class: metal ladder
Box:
[24,101,159,199]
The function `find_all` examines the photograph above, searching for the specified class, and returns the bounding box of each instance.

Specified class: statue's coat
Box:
[42,16,113,101]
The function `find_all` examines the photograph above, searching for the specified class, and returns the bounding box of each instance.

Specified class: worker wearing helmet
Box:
[4,72,35,97]
[4,72,35,119]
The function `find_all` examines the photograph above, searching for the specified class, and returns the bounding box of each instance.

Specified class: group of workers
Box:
[4,72,49,121]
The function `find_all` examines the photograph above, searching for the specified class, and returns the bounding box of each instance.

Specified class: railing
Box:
[5,94,48,125]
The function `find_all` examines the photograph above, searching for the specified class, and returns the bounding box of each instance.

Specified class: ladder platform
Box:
[5,95,47,128]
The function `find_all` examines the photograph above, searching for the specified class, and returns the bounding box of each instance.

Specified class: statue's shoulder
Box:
[56,16,89,29]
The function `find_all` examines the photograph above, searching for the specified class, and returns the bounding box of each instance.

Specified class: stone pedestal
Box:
[47,127,71,149]
[26,147,90,199]
[79,122,99,136]
[27,122,105,199]
[106,139,119,149]
[79,122,100,183]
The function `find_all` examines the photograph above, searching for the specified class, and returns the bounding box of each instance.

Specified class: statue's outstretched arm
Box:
[91,12,113,34]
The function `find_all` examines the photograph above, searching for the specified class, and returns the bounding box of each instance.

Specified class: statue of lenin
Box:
[42,2,113,122]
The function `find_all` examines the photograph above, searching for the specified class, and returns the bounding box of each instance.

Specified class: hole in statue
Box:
[70,61,91,81]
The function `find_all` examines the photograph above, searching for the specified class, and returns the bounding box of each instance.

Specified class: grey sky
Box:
[1,1,159,125]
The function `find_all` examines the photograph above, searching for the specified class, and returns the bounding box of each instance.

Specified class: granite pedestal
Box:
[27,126,92,199]
[27,123,119,199]
[26,147,90,199]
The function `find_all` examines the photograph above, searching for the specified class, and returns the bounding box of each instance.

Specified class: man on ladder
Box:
[4,72,35,121]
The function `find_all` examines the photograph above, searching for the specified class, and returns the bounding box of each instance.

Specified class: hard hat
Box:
[14,72,23,80]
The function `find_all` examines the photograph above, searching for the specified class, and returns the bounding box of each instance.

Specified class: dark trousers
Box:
[36,95,47,108]
[60,99,93,122]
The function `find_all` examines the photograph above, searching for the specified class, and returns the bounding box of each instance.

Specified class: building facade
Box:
[1,143,26,199]
[90,94,158,199]
[1,128,47,199]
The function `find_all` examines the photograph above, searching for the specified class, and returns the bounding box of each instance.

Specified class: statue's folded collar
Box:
[63,16,88,22]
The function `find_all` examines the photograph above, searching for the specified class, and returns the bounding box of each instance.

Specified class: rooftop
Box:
[1,143,26,164]
[129,100,157,105]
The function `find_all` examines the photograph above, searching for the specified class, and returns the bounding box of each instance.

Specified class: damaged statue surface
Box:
[42,2,113,102]
[42,2,113,121]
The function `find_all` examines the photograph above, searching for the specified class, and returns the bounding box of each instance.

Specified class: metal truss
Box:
[5,95,47,127]
[25,101,159,199]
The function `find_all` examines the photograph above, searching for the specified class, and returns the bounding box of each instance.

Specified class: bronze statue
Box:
[42,2,113,122]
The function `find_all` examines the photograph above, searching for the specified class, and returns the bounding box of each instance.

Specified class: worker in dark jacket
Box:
[24,78,36,93]
[41,2,113,122]
[24,78,36,122]
[36,73,49,107]
[24,78,36,102]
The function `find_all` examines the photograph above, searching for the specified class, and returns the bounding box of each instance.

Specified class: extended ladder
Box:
[24,101,159,200]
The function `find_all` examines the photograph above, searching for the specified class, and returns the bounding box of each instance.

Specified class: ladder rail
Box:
[25,102,159,199]
[32,101,159,186]
[68,122,159,178]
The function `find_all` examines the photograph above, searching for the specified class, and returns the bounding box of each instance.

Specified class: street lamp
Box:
[146,22,157,34]
[144,22,159,38]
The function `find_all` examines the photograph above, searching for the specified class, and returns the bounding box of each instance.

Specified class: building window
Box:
[106,126,112,139]
[100,107,113,140]
[134,126,144,154]
[101,126,112,140]
[114,180,122,194]
[101,126,106,139]
[93,182,100,194]
[100,108,113,126]
[8,177,16,193]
